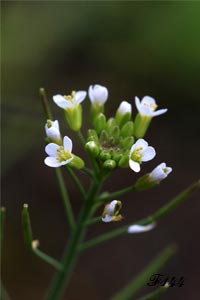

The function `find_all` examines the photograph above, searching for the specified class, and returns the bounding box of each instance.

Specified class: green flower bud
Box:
[85,141,99,158]
[87,129,99,143]
[94,113,106,134]
[99,149,111,161]
[121,121,134,137]
[133,114,151,139]
[64,105,82,132]
[121,136,135,149]
[110,125,120,139]
[103,159,116,170]
[106,118,117,134]
[68,155,85,169]
[118,152,129,168]
[112,151,122,162]
[99,130,109,143]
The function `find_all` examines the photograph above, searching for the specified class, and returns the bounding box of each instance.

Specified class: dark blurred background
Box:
[1,1,200,300]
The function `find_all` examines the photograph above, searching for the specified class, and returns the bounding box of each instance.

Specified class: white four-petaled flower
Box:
[53,90,87,109]
[44,136,74,168]
[149,162,172,182]
[88,84,108,105]
[45,120,61,142]
[128,223,156,234]
[117,101,132,114]
[129,139,156,172]
[135,96,167,117]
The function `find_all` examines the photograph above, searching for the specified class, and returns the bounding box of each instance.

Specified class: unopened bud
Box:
[94,113,106,134]
[85,141,99,157]
[68,155,85,169]
[121,121,134,137]
[103,159,116,170]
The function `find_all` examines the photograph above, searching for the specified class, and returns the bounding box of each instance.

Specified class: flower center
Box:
[131,147,143,162]
[56,146,72,162]
[64,91,76,105]
[143,102,157,111]
[163,167,169,174]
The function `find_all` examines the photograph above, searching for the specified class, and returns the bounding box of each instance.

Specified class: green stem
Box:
[81,167,94,178]
[133,286,168,300]
[77,130,86,146]
[22,204,62,271]
[0,282,12,300]
[65,166,86,200]
[55,168,75,230]
[0,207,6,253]
[33,248,63,270]
[79,180,200,251]
[85,216,102,226]
[45,178,103,300]
[39,88,52,120]
[98,185,135,202]
[111,245,175,300]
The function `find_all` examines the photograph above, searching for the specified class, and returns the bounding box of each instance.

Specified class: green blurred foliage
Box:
[2,1,200,173]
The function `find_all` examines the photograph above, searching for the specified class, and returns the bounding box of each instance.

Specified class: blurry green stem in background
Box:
[39,88,52,120]
[79,180,200,251]
[133,285,169,300]
[111,245,176,300]
[0,207,6,253]
[22,204,62,271]
[55,168,75,230]
[65,166,86,200]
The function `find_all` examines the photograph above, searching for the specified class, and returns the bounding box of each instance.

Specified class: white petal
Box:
[118,101,132,114]
[128,223,156,234]
[44,157,62,168]
[52,120,59,130]
[75,91,87,104]
[46,127,61,140]
[141,96,156,106]
[141,146,156,162]
[150,163,172,181]
[129,160,141,172]
[45,143,59,157]
[102,215,113,223]
[135,96,142,112]
[135,138,148,149]
[63,136,73,152]
[88,84,108,104]
[105,200,118,215]
[138,105,154,116]
[53,94,73,109]
[153,108,168,117]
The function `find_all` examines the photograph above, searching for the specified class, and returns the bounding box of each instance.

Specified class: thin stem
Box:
[81,167,94,178]
[1,207,6,253]
[77,130,86,146]
[55,168,75,230]
[39,88,52,120]
[46,176,105,300]
[111,245,176,300]
[22,204,62,271]
[85,216,102,226]
[97,185,135,203]
[33,248,63,271]
[79,180,200,251]
[0,282,12,300]
[65,166,86,200]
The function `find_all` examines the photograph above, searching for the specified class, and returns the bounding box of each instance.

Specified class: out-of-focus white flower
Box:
[135,96,167,117]
[102,200,122,223]
[44,136,73,168]
[88,84,108,105]
[45,120,61,143]
[149,163,172,182]
[129,139,156,173]
[117,101,132,114]
[53,91,87,109]
[128,223,156,234]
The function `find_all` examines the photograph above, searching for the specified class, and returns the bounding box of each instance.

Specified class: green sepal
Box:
[94,113,106,134]
[118,152,129,168]
[99,149,111,161]
[64,105,82,132]
[134,174,158,191]
[106,118,117,134]
[115,111,132,128]
[121,121,134,137]
[68,155,85,169]
[133,113,152,138]
[121,136,135,149]
[90,103,104,125]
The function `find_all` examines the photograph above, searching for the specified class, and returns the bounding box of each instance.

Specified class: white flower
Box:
[88,84,108,105]
[45,120,61,142]
[149,162,172,182]
[117,101,132,114]
[129,139,156,172]
[128,223,156,234]
[53,90,87,109]
[135,96,167,117]
[102,200,122,223]
[44,136,74,168]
